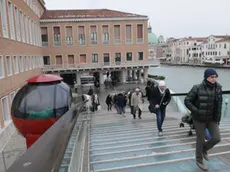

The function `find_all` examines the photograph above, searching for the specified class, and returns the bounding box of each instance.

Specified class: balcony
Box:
[54,41,61,47]
[126,39,132,44]
[42,42,48,47]
[79,39,85,45]
[90,40,97,45]
[42,59,160,73]
[103,40,109,44]
[115,61,121,65]
[66,40,73,46]
[137,38,144,44]
[114,39,121,44]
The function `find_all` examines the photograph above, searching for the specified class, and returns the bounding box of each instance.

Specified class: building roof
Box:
[216,37,230,43]
[40,9,148,20]
[184,37,207,41]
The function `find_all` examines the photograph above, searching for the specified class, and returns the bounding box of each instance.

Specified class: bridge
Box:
[5,84,230,172]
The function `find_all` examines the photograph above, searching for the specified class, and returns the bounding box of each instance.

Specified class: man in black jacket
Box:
[150,81,171,136]
[184,68,222,171]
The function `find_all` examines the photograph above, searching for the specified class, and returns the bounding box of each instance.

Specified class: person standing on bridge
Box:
[150,81,171,136]
[184,68,222,171]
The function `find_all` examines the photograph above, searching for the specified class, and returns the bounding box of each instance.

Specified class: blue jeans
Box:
[156,108,166,132]
[117,106,125,114]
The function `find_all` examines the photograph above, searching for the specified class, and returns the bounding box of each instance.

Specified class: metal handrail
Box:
[42,59,160,71]
[171,90,230,96]
[7,96,85,172]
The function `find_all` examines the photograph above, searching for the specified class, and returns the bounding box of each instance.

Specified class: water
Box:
[149,65,230,93]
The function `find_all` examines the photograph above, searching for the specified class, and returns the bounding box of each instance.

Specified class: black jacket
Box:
[150,87,171,109]
[184,80,222,123]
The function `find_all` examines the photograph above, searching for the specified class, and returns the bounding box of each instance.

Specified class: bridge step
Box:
[89,111,230,171]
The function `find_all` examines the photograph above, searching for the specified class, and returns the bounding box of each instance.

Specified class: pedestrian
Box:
[149,80,171,136]
[184,68,222,171]
[131,88,143,119]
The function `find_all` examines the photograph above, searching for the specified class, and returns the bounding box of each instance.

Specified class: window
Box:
[13,56,19,74]
[28,18,32,44]
[55,55,62,65]
[19,56,24,72]
[126,52,132,61]
[137,24,143,43]
[67,55,74,64]
[0,56,4,78]
[43,56,50,65]
[14,6,21,41]
[29,56,32,69]
[92,54,98,63]
[102,25,109,44]
[41,27,48,47]
[53,26,61,46]
[6,56,12,76]
[1,96,10,122]
[8,1,15,40]
[137,52,144,60]
[114,25,121,44]
[90,25,97,44]
[19,11,25,42]
[78,26,85,45]
[31,20,34,44]
[103,53,110,65]
[80,54,86,63]
[0,0,8,38]
[24,56,28,71]
[9,91,15,105]
[115,53,121,65]
[66,26,73,45]
[126,25,132,44]
[24,14,29,43]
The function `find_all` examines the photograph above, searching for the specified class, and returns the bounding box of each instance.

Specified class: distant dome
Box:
[148,33,158,44]
[148,23,158,44]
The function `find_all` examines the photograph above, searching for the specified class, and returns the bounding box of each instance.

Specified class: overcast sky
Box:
[45,0,230,39]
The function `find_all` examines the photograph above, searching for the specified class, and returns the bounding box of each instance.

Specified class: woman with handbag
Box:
[150,81,171,136]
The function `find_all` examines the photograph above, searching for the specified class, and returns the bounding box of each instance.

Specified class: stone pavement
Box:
[87,84,230,172]
[0,130,26,172]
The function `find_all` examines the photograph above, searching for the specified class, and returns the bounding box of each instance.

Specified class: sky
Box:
[45,0,230,39]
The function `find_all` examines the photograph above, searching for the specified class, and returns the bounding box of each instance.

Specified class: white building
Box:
[171,37,207,63]
[201,35,230,65]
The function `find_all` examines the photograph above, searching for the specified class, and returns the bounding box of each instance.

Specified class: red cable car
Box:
[11,74,72,148]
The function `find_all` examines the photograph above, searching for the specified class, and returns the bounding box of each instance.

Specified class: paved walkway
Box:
[88,84,230,172]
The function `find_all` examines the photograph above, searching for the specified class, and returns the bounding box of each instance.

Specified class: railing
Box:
[66,40,73,46]
[90,40,97,45]
[126,39,132,44]
[137,38,144,44]
[114,39,121,44]
[54,41,61,47]
[102,40,109,44]
[42,59,160,71]
[6,95,85,172]
[42,42,48,47]
[171,90,230,118]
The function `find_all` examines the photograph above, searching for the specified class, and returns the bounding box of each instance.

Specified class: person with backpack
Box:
[149,80,171,136]
[184,68,222,171]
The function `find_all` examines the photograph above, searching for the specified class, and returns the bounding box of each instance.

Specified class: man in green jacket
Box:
[184,68,222,171]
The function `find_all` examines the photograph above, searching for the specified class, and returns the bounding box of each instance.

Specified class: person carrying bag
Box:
[148,81,171,136]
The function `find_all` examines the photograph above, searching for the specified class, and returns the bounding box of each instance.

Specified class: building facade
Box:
[0,1,156,149]
[40,9,152,85]
[0,0,44,149]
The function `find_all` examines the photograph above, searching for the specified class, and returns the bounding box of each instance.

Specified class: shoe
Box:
[196,161,208,171]
[203,151,209,161]
[139,116,142,119]
[158,132,163,137]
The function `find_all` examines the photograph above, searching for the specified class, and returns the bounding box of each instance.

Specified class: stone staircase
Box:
[88,109,230,172]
